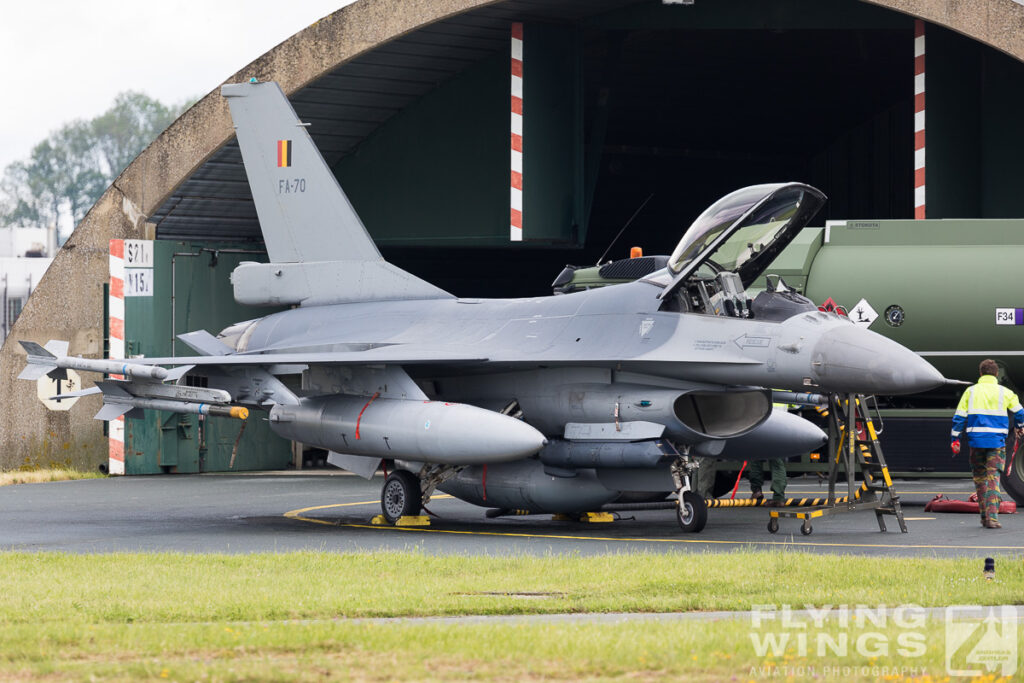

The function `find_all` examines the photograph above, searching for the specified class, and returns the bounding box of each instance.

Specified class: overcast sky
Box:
[0,0,355,173]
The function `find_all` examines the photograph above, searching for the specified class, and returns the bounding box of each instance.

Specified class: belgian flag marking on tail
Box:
[277,139,292,167]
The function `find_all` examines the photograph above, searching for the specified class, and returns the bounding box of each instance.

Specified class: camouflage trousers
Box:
[969,447,1005,521]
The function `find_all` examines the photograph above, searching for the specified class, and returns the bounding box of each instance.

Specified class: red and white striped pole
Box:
[510,21,524,242]
[108,239,126,475]
[914,19,926,220]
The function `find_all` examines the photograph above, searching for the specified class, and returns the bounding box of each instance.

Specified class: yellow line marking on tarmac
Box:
[284,496,456,526]
[283,500,1021,552]
[785,491,973,496]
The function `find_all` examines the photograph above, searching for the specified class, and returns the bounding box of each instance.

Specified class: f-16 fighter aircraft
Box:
[20,81,944,532]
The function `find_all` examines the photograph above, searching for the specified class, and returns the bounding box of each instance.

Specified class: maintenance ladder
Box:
[768,393,907,535]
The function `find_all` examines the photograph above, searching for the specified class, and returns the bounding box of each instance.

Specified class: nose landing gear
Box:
[672,455,708,533]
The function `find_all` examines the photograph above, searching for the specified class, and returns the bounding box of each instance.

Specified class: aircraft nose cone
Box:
[812,324,944,395]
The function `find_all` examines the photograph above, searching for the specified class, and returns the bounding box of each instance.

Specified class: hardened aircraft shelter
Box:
[3,0,1024,473]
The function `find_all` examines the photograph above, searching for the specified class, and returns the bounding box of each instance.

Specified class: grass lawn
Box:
[0,468,105,486]
[1,551,1021,680]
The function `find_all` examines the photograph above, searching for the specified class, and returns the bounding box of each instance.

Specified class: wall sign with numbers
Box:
[123,240,154,297]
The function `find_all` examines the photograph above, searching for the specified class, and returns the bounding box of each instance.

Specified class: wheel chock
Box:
[395,515,430,527]
[552,512,614,523]
[371,515,431,526]
[579,511,614,523]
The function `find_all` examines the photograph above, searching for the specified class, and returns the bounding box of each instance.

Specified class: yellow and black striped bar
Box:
[707,482,870,508]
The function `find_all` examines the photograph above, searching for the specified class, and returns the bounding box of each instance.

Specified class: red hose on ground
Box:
[730,461,748,500]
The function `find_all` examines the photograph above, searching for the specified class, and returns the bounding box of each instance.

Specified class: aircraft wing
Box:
[122,347,489,367]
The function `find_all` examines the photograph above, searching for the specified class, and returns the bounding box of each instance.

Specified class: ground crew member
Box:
[951,359,1024,529]
[748,457,786,506]
[750,398,792,506]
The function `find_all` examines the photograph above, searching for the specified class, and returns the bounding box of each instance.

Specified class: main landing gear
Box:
[379,464,460,524]
[381,470,421,524]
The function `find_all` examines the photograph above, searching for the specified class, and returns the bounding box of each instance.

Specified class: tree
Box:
[0,91,187,234]
[92,91,179,179]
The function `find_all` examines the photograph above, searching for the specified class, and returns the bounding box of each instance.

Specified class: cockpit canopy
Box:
[666,182,826,290]
[644,183,825,318]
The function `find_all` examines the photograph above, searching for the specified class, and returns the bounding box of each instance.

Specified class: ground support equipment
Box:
[767,394,907,535]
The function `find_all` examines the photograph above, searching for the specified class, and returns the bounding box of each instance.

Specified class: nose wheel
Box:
[381,470,422,524]
[676,491,708,533]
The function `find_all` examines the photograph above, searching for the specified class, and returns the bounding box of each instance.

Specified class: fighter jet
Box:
[20,81,944,532]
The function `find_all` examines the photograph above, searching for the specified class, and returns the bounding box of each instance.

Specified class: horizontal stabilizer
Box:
[327,452,381,480]
[178,330,234,356]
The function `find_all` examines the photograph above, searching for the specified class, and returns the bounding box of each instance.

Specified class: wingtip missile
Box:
[19,340,168,381]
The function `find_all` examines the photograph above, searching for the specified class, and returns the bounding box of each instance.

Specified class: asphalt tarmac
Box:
[1,471,1021,557]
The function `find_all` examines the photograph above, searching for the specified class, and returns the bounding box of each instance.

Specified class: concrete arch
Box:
[867,0,1024,61]
[2,0,1023,468]
[0,0,498,468]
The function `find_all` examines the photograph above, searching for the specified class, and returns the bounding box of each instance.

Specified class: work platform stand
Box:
[768,394,907,535]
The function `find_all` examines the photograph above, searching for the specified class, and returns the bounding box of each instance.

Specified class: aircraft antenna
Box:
[595,193,654,265]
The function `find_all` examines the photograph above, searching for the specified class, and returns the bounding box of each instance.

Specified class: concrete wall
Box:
[2,0,1023,470]
[865,0,1024,62]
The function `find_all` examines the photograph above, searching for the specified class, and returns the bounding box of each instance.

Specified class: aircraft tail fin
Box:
[222,81,377,264]
[221,81,450,304]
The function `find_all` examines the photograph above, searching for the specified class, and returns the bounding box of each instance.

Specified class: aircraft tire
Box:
[1001,449,1024,505]
[381,470,422,524]
[676,491,708,533]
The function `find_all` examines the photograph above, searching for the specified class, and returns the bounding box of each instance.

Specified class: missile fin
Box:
[19,340,54,358]
[47,387,101,400]
[94,403,133,421]
[18,364,54,381]
[94,380,135,398]
[43,340,69,357]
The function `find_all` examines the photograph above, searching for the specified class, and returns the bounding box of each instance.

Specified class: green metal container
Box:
[796,219,1024,388]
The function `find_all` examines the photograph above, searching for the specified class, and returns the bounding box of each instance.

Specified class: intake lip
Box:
[672,389,772,440]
